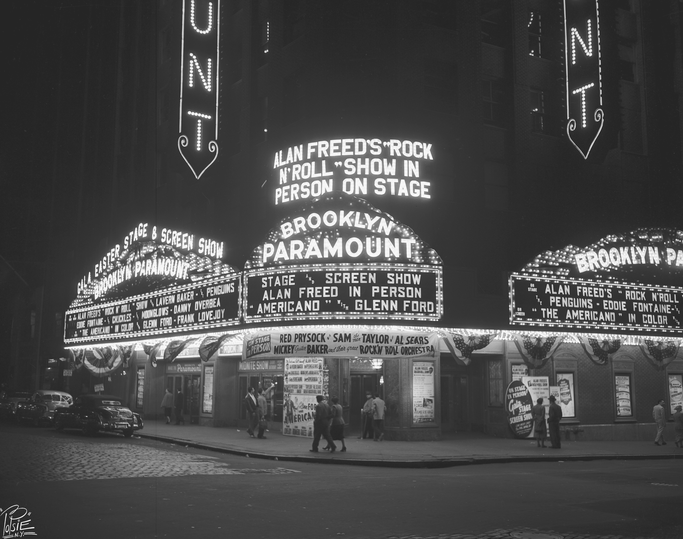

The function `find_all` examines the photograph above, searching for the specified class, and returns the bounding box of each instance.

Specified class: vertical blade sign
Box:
[178,0,221,179]
[563,0,604,159]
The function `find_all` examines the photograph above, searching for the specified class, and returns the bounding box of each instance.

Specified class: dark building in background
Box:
[3,0,683,440]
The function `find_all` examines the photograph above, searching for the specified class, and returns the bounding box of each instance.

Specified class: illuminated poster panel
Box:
[64,275,240,345]
[243,264,442,323]
[178,0,221,179]
[271,138,435,207]
[563,0,604,159]
[510,274,683,333]
[412,362,435,424]
[670,374,683,414]
[615,375,633,417]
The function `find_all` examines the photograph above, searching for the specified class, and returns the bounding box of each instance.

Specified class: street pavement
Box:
[138,420,683,467]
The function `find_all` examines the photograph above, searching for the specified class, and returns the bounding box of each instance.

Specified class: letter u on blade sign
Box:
[563,0,604,159]
[178,0,221,179]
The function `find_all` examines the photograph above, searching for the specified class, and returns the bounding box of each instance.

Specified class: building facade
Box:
[7,1,683,442]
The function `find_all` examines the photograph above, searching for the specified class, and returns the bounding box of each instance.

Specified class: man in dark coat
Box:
[174,388,185,425]
[548,395,563,448]
[310,395,336,453]
[244,387,258,437]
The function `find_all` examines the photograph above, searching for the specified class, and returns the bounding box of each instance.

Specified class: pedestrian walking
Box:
[160,388,174,424]
[329,396,347,452]
[256,402,268,439]
[372,393,386,441]
[673,405,683,448]
[653,399,667,445]
[244,387,258,438]
[359,392,374,439]
[547,395,562,448]
[257,388,268,431]
[174,388,185,425]
[310,395,336,453]
[531,397,546,448]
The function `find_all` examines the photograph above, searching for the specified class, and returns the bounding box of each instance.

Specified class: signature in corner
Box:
[1,505,37,538]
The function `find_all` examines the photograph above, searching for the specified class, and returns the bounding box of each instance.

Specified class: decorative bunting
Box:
[577,336,621,366]
[199,334,231,362]
[163,338,196,363]
[119,345,134,369]
[638,338,680,371]
[442,332,498,366]
[82,347,124,378]
[143,342,164,368]
[513,334,564,369]
[68,349,85,370]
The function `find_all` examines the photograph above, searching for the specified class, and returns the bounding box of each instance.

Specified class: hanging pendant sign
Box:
[563,0,604,159]
[178,0,221,179]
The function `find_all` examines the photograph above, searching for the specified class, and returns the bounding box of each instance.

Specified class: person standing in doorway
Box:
[244,387,258,438]
[160,388,174,424]
[531,397,547,448]
[653,399,667,445]
[310,395,336,453]
[360,392,374,440]
[372,393,386,441]
[174,388,185,425]
[547,395,562,448]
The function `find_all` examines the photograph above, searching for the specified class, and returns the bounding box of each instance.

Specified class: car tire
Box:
[55,417,64,431]
[123,429,134,438]
[33,417,41,428]
[82,423,94,436]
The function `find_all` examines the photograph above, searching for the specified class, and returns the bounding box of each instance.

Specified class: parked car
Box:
[0,390,32,421]
[15,390,73,426]
[54,394,143,437]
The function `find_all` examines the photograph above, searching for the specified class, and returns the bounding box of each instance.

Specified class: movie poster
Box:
[412,361,435,424]
[283,357,324,437]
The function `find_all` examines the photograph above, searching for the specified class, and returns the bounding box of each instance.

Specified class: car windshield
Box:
[100,400,122,406]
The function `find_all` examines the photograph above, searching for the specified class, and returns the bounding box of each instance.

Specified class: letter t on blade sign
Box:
[178,0,221,179]
[563,0,604,159]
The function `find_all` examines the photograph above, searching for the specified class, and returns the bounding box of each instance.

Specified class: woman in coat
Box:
[329,396,347,452]
[531,397,547,448]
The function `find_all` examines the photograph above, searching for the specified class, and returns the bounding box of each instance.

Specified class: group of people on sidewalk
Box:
[360,392,386,442]
[160,388,185,425]
[531,395,563,449]
[653,399,683,448]
[244,386,269,439]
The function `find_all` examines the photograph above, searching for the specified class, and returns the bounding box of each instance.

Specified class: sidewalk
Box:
[137,420,683,468]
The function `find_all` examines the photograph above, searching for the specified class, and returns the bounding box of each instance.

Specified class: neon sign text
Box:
[178,0,221,179]
[272,138,434,205]
[563,0,604,159]
[575,247,683,273]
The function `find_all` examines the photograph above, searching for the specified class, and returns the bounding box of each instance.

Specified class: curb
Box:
[137,433,683,469]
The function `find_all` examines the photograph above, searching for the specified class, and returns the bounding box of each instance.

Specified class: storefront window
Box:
[615,374,633,418]
[556,373,575,418]
[202,365,214,414]
[668,374,682,415]
[488,359,503,406]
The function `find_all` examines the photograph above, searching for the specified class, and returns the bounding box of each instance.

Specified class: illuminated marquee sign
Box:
[178,0,221,179]
[243,264,443,323]
[73,222,231,309]
[510,274,683,333]
[64,275,240,345]
[247,194,441,268]
[271,138,435,206]
[563,0,604,159]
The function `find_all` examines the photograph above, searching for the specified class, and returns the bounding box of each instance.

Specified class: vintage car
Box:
[0,390,32,421]
[15,390,73,426]
[54,394,143,437]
